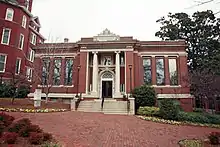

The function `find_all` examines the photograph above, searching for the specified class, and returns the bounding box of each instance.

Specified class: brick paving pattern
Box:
[8,112,218,147]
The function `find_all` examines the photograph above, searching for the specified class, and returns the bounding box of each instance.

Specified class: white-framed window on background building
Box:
[22,15,27,28]
[143,58,152,85]
[26,67,33,81]
[1,28,11,45]
[28,49,35,62]
[156,57,165,85]
[169,58,178,85]
[30,32,36,45]
[18,34,24,49]
[64,58,73,85]
[15,58,21,75]
[0,54,7,73]
[5,8,14,21]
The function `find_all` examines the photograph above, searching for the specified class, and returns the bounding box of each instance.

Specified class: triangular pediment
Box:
[93,29,120,42]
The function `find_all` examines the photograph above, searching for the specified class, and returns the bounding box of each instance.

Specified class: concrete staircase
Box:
[77,99,128,115]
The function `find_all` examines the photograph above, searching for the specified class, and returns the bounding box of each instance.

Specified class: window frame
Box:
[1,28,11,45]
[5,8,14,21]
[143,57,152,85]
[156,57,165,85]
[26,67,33,81]
[15,58,22,75]
[168,57,178,85]
[0,54,7,73]
[18,33,24,50]
[22,15,27,28]
[30,32,37,45]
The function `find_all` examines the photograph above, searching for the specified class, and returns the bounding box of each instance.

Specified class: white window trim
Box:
[1,28,11,45]
[28,49,35,62]
[26,67,33,82]
[30,32,36,45]
[22,15,27,28]
[15,58,22,75]
[0,54,7,73]
[19,34,24,50]
[5,8,14,21]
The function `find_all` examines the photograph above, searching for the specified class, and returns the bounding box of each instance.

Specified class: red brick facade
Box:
[31,29,193,112]
[0,0,44,82]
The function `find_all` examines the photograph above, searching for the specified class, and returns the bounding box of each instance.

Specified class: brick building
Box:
[31,29,193,112]
[0,0,44,82]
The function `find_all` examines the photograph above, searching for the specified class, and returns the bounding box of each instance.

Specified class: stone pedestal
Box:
[70,99,76,111]
[34,89,42,107]
[128,97,135,115]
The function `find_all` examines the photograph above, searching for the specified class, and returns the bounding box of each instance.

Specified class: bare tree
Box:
[190,69,220,112]
[33,37,65,103]
[187,0,220,14]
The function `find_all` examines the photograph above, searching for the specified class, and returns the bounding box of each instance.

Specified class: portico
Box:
[86,50,124,98]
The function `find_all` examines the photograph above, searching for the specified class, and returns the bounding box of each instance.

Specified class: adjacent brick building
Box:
[0,0,45,82]
[31,29,193,112]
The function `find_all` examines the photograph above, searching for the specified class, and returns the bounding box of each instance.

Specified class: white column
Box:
[115,51,121,97]
[92,52,98,96]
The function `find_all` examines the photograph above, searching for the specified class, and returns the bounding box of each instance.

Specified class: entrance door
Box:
[102,81,112,98]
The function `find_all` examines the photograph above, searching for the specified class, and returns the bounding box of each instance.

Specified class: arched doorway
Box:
[100,71,114,98]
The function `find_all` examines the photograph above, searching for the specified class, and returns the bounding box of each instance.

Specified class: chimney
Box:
[64,38,69,43]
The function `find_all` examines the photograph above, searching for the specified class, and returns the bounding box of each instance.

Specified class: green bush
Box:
[0,83,30,98]
[159,99,180,120]
[193,108,203,113]
[0,84,16,98]
[137,106,159,116]
[177,112,220,124]
[132,85,156,111]
[16,85,30,98]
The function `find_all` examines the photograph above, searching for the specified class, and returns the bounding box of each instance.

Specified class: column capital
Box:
[92,51,98,54]
[115,51,121,54]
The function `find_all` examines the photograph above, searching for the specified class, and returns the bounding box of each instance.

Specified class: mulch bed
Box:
[0,98,70,110]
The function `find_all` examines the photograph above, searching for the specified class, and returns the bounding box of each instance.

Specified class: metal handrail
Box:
[75,93,82,111]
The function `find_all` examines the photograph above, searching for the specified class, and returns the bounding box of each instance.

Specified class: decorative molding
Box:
[141,44,187,47]
[93,29,120,42]
[35,53,77,58]
[157,94,193,99]
[80,48,134,52]
[139,51,187,57]
[152,85,181,88]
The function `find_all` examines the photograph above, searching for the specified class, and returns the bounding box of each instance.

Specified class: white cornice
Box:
[35,53,77,58]
[80,48,134,52]
[141,44,187,47]
[139,51,187,57]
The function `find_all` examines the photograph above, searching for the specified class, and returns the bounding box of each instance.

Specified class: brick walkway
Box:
[8,112,218,147]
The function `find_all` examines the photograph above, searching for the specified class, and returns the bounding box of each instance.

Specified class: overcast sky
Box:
[32,0,219,42]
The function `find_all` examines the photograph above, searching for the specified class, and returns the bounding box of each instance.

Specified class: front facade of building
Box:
[0,0,44,83]
[31,29,193,112]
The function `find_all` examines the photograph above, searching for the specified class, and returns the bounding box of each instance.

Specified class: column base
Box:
[90,91,98,97]
[114,92,123,98]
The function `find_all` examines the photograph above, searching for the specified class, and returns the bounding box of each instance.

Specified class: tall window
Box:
[53,58,61,85]
[1,28,11,45]
[30,32,36,45]
[26,67,32,81]
[156,57,165,85]
[0,54,7,72]
[28,49,35,62]
[42,58,50,85]
[5,8,14,21]
[15,58,21,74]
[65,59,73,85]
[169,58,178,85]
[143,58,152,85]
[18,34,24,49]
[22,15,27,28]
